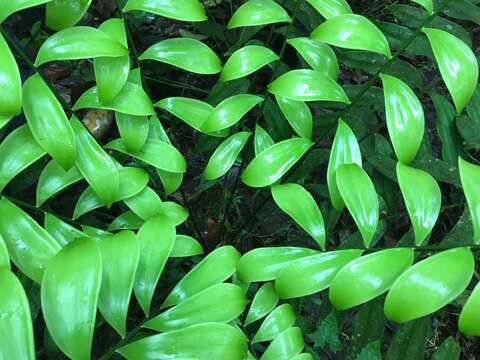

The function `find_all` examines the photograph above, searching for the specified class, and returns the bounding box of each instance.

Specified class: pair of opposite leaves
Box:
[237,245,480,336]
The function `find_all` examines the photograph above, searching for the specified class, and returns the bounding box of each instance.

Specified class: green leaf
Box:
[306,0,352,18]
[329,248,414,310]
[204,132,250,180]
[202,94,263,133]
[41,237,101,360]
[311,14,392,58]
[397,162,441,245]
[162,246,240,308]
[108,211,144,231]
[115,112,149,153]
[274,250,362,299]
[0,33,21,117]
[245,282,279,326]
[412,0,433,14]
[237,247,319,283]
[0,0,52,23]
[0,124,46,192]
[384,247,474,323]
[260,327,304,360]
[432,337,460,360]
[287,37,339,80]
[156,97,213,132]
[0,198,61,283]
[44,213,85,246]
[309,308,343,352]
[221,45,278,81]
[140,38,222,74]
[71,116,120,207]
[276,96,312,139]
[380,74,424,164]
[118,323,248,360]
[145,283,247,331]
[0,269,35,360]
[35,26,128,66]
[227,0,291,29]
[46,0,92,30]
[0,235,9,268]
[97,231,139,337]
[458,84,480,149]
[336,164,378,247]
[458,157,480,245]
[385,318,429,360]
[268,69,349,103]
[171,235,203,257]
[22,74,76,170]
[272,183,325,249]
[123,0,207,21]
[422,28,478,114]
[241,138,313,188]
[254,124,275,155]
[459,282,480,336]
[253,304,296,343]
[134,215,175,315]
[73,81,154,116]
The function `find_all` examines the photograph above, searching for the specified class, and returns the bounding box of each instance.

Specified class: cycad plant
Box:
[1,0,480,358]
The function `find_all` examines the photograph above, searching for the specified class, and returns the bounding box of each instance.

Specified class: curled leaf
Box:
[115,112,149,152]
[228,0,291,29]
[221,45,278,81]
[254,124,274,155]
[276,96,312,139]
[123,0,207,22]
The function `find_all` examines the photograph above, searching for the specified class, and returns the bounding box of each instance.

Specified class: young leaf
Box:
[123,0,207,22]
[275,96,312,139]
[397,162,441,245]
[46,0,92,30]
[254,124,275,155]
[22,74,76,170]
[458,157,480,244]
[221,45,278,81]
[268,69,349,103]
[422,28,478,114]
[41,237,102,360]
[253,304,296,343]
[140,38,222,74]
[0,33,21,117]
[311,14,392,58]
[329,248,414,310]
[271,183,325,249]
[204,131,250,180]
[245,282,279,326]
[260,327,304,360]
[306,0,352,18]
[241,138,313,187]
[459,282,480,336]
[384,247,474,323]
[115,112,149,152]
[336,164,379,247]
[227,0,291,29]
[170,235,204,257]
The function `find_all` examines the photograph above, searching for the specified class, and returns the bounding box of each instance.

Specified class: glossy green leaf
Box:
[227,0,291,29]
[35,26,128,66]
[245,282,279,326]
[73,167,149,219]
[221,45,278,81]
[275,96,312,139]
[94,19,130,103]
[71,116,119,207]
[254,124,274,155]
[241,138,313,187]
[162,246,240,308]
[145,283,247,331]
[44,213,85,246]
[0,198,61,283]
[327,120,362,211]
[82,225,110,239]
[385,247,474,323]
[329,248,414,310]
[0,33,21,116]
[0,115,10,130]
[306,0,352,18]
[118,323,248,360]
[123,186,162,220]
[237,247,319,283]
[412,0,433,15]
[272,183,325,250]
[97,231,139,337]
[291,354,313,360]
[397,162,441,245]
[0,235,9,268]
[0,124,46,192]
[458,157,480,244]
[459,282,480,336]
[274,250,362,299]
[22,74,76,169]
[253,304,296,343]
[41,237,101,360]
[140,38,221,74]
[171,235,203,257]
[287,37,339,80]
[157,169,183,195]
[204,131,251,180]
[73,81,154,116]
[260,327,304,360]
[336,164,379,248]
[202,94,263,133]
[311,14,392,58]
[268,69,349,103]
[115,112,149,152]
[0,269,35,360]
[422,28,478,114]
[46,0,92,30]
[157,97,213,132]
[0,0,52,23]
[108,211,144,231]
[123,0,207,21]
[381,74,424,164]
[36,159,83,206]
